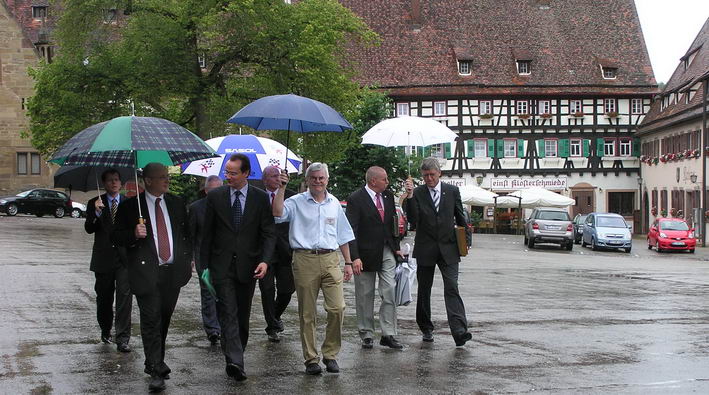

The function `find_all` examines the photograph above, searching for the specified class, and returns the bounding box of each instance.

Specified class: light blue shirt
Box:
[275,190,354,250]
[230,184,248,211]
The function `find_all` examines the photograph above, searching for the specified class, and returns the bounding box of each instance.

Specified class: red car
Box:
[647,218,696,253]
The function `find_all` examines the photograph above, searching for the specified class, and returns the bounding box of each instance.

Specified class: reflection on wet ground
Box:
[1,216,709,393]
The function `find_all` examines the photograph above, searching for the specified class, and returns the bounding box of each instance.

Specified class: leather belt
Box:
[295,248,335,255]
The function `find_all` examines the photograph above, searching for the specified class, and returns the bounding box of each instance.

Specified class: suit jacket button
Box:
[141,261,145,265]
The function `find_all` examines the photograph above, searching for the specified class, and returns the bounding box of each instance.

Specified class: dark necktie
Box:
[375,193,384,222]
[110,198,118,224]
[232,191,243,230]
[431,189,439,212]
[270,192,275,206]
[155,197,171,262]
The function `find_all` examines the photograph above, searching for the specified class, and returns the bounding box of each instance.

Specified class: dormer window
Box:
[458,60,471,75]
[32,6,48,19]
[602,67,617,79]
[517,61,531,75]
[681,48,699,70]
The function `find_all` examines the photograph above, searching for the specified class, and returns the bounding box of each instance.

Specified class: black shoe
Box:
[305,363,322,375]
[117,343,131,353]
[208,333,220,345]
[380,335,403,349]
[144,365,170,379]
[101,333,113,344]
[267,331,280,343]
[361,338,374,349]
[323,359,339,373]
[275,319,285,333]
[225,363,247,381]
[148,374,166,393]
[422,331,434,342]
[454,332,472,347]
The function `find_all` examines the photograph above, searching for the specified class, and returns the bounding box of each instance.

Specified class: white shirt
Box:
[429,181,442,203]
[266,188,279,205]
[145,191,174,265]
[364,185,381,207]
[230,184,249,211]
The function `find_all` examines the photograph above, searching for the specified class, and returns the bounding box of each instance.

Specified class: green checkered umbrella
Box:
[49,116,216,167]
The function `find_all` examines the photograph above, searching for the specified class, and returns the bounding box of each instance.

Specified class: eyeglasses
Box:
[223,170,241,177]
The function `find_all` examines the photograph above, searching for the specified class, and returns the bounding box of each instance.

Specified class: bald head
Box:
[262,165,282,192]
[142,162,169,196]
[365,166,388,193]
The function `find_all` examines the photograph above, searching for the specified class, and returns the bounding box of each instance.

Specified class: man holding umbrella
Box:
[113,163,193,392]
[84,168,132,353]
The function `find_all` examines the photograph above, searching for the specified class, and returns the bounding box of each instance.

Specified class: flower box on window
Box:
[516,114,530,120]
[651,207,657,216]
[570,111,585,118]
[479,113,494,119]
[604,111,619,118]
[540,113,552,119]
[660,209,667,217]
[670,208,677,217]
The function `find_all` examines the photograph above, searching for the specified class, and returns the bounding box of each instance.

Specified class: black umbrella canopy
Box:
[54,165,135,192]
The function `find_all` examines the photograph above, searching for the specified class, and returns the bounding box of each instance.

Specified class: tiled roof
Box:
[340,0,657,96]
[638,18,709,135]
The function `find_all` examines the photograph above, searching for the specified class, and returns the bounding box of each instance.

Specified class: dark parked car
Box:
[572,214,588,244]
[0,188,73,218]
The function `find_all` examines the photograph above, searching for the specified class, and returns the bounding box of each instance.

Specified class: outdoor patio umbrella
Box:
[226,93,353,165]
[459,185,498,206]
[361,115,458,173]
[181,134,302,180]
[49,116,216,220]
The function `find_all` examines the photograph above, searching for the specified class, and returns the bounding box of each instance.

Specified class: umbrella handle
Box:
[133,150,143,221]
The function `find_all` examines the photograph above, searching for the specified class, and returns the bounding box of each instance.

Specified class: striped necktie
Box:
[110,198,118,224]
[431,189,439,212]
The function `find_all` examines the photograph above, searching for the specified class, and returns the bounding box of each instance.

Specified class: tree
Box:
[26,0,377,165]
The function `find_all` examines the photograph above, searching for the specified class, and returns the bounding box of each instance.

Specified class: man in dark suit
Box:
[259,166,295,343]
[403,158,472,347]
[201,154,276,381]
[85,168,132,352]
[188,175,223,345]
[113,163,193,392]
[346,166,402,349]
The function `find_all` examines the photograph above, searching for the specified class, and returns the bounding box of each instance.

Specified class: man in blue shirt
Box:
[272,162,354,376]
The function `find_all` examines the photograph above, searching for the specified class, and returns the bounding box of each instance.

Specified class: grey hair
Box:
[365,166,385,183]
[305,162,329,178]
[204,175,222,188]
[420,157,441,172]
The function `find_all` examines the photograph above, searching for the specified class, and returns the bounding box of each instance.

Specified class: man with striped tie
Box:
[85,168,132,353]
[403,158,472,347]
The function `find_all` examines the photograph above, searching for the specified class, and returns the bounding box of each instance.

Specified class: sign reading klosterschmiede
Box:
[490,177,567,190]
[441,178,466,187]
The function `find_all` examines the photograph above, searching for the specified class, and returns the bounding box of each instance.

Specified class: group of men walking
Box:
[86,155,472,392]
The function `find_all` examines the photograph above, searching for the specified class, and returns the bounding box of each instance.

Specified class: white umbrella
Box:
[361,116,458,173]
[496,187,575,208]
[459,185,498,206]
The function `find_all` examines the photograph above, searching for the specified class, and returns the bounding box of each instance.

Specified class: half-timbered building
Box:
[340,0,657,227]
[637,18,709,237]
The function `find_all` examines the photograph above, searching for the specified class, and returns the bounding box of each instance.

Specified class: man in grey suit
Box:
[403,158,472,347]
[346,166,402,349]
[85,168,132,352]
[188,175,223,345]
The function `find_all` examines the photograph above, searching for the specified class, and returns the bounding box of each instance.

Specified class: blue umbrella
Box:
[227,94,353,163]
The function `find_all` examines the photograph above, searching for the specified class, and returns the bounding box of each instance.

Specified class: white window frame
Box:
[517,61,530,75]
[503,140,516,158]
[604,139,616,156]
[602,67,617,79]
[516,100,528,115]
[198,54,206,69]
[458,60,471,75]
[631,98,642,114]
[474,139,487,158]
[604,99,617,114]
[619,139,632,157]
[570,100,582,114]
[544,139,558,157]
[430,144,444,158]
[479,101,492,115]
[434,101,446,116]
[396,103,410,117]
[538,100,551,115]
[570,139,582,157]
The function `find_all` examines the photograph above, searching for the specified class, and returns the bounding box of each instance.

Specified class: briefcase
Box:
[455,226,468,257]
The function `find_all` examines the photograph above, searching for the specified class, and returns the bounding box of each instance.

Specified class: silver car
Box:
[524,207,574,251]
[581,212,632,253]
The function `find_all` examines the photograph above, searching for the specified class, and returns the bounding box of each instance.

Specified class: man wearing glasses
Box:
[272,163,354,376]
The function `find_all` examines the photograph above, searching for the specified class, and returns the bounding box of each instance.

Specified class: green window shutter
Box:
[423,146,431,157]
[416,146,424,156]
[444,143,452,159]
[632,138,640,157]
[537,139,546,158]
[517,139,525,158]
[559,139,570,158]
[467,140,475,158]
[496,139,504,158]
[596,138,605,157]
[583,139,591,157]
[487,139,495,158]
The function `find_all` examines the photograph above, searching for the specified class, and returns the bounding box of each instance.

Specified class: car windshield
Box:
[537,211,569,221]
[576,215,587,223]
[16,190,32,197]
[596,216,626,228]
[660,221,689,231]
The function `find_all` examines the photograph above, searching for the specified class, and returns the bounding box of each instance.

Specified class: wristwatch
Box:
[345,262,353,266]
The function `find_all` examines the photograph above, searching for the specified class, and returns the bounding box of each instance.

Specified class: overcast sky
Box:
[635,0,709,84]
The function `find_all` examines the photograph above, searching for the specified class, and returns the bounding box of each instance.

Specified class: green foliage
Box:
[168,173,202,204]
[468,210,482,227]
[26,0,378,163]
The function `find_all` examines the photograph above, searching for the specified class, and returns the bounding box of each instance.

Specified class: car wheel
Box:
[565,242,573,251]
[54,207,65,218]
[689,249,695,254]
[625,247,632,253]
[527,237,535,249]
[6,203,18,216]
[581,238,587,248]
[591,238,599,251]
[574,237,580,245]
[71,208,82,218]
[647,239,652,250]
[524,235,528,245]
